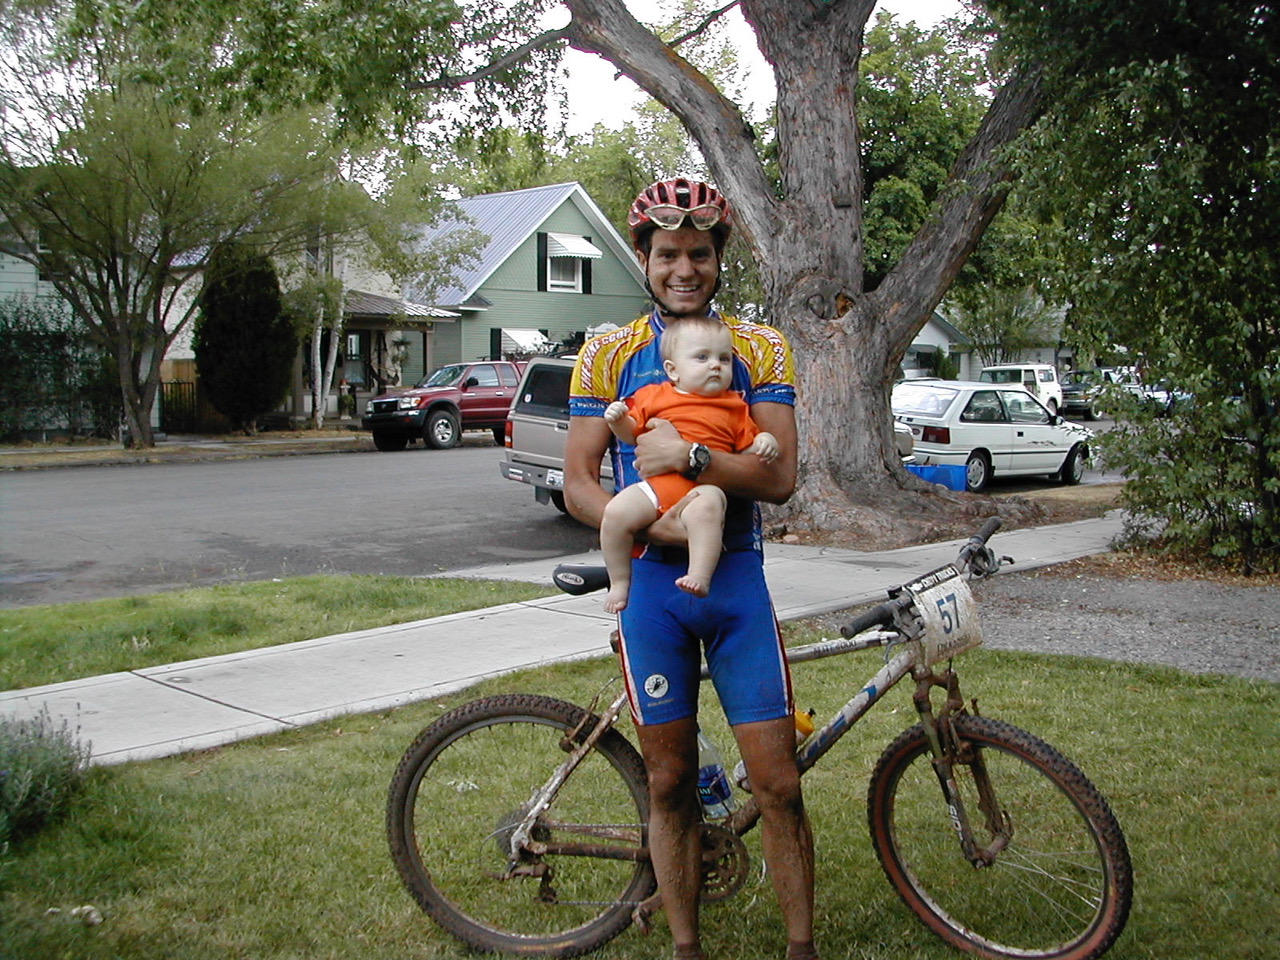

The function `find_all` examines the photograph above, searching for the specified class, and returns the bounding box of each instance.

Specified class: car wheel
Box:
[1057,443,1086,486]
[1046,398,1059,415]
[372,431,409,452]
[491,425,505,445]
[964,451,991,493]
[1084,403,1100,421]
[425,410,461,449]
[549,490,569,514]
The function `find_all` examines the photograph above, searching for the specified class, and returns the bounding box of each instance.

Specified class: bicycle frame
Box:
[503,570,990,862]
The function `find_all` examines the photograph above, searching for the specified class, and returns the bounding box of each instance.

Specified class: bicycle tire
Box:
[868,716,1132,960]
[387,694,655,957]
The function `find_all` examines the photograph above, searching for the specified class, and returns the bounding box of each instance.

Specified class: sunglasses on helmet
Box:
[645,203,724,231]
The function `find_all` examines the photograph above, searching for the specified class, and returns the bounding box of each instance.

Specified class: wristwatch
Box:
[686,442,712,480]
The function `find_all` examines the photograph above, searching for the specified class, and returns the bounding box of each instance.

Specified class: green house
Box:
[409,181,650,369]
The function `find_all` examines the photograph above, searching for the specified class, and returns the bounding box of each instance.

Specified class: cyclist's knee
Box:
[748,766,804,815]
[645,758,697,810]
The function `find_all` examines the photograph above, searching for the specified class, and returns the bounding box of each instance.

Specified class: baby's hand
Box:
[747,432,779,463]
[604,401,629,423]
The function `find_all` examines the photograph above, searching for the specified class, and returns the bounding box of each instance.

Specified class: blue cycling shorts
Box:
[616,547,793,727]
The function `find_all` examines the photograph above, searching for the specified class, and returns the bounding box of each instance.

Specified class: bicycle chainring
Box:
[698,823,749,902]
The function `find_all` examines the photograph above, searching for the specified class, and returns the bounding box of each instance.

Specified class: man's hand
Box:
[633,418,689,478]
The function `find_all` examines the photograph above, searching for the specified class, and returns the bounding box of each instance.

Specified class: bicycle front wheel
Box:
[868,716,1132,960]
[387,694,655,957]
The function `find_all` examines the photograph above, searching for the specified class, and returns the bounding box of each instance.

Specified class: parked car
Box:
[500,356,611,512]
[1095,366,1191,416]
[1060,368,1111,421]
[893,420,915,463]
[362,360,525,451]
[892,379,1093,493]
[502,356,913,510]
[978,363,1064,414]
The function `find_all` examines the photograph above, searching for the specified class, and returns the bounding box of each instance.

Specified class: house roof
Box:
[345,289,458,322]
[928,310,972,345]
[409,182,643,309]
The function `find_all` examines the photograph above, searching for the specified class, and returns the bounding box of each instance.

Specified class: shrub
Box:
[0,294,121,441]
[0,707,92,844]
[194,242,296,435]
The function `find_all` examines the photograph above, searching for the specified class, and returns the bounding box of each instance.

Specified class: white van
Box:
[978,363,1064,413]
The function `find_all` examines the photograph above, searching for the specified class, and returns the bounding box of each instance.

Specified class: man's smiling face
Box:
[637,225,720,318]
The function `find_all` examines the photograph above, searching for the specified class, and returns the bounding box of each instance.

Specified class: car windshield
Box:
[892,383,959,417]
[1063,371,1095,386]
[417,365,467,388]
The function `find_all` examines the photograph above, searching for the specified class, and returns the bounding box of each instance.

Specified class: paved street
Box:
[0,444,598,607]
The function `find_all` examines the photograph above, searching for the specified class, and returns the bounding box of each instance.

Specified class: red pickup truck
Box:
[362,360,525,451]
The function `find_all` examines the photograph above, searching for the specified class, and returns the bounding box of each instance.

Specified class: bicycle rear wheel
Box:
[387,694,655,957]
[868,716,1132,960]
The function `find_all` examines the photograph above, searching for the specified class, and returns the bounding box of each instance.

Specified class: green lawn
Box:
[0,575,554,690]
[3,603,1275,960]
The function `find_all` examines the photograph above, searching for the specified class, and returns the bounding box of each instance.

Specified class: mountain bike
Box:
[387,518,1133,960]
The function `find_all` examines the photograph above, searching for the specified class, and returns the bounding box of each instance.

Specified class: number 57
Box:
[935,593,960,633]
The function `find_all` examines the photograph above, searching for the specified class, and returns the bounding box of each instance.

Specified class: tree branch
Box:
[564,0,773,248]
[874,62,1046,344]
[668,2,741,50]
[406,26,571,91]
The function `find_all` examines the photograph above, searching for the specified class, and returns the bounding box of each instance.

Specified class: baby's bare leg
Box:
[600,486,660,613]
[674,486,727,598]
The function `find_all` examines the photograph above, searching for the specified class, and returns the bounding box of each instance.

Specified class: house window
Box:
[547,256,582,292]
[539,232,602,295]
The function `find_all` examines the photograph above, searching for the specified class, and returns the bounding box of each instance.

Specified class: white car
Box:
[892,380,1093,493]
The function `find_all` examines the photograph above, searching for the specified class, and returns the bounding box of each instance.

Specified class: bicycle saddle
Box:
[552,563,610,595]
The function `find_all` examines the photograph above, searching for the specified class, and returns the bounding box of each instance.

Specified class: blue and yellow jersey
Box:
[569,309,796,550]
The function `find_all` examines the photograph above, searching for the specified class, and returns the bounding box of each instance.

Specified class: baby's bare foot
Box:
[604,585,630,613]
[675,575,709,598]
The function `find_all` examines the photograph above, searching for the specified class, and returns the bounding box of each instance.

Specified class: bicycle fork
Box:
[912,664,1012,867]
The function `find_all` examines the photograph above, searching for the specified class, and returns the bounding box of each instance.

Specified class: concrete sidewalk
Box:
[0,513,1125,766]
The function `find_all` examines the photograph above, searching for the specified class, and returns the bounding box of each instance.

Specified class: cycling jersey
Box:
[570,309,797,726]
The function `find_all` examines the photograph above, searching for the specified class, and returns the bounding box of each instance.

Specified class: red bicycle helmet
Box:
[628,178,734,245]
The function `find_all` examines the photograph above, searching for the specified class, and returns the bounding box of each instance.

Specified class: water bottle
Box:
[732,709,815,794]
[696,729,736,820]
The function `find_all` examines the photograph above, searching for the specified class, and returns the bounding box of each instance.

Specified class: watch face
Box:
[692,444,711,468]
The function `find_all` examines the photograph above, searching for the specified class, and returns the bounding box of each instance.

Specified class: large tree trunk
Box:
[567,0,1045,534]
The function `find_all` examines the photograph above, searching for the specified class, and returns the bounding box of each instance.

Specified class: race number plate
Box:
[903,564,983,666]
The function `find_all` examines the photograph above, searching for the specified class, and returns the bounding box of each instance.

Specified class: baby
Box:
[600,317,778,613]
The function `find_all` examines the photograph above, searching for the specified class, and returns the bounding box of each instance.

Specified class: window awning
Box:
[502,328,552,353]
[546,233,603,259]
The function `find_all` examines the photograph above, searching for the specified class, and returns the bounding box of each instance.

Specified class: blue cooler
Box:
[905,463,967,491]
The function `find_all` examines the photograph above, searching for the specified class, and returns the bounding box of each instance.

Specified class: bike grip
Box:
[840,601,896,638]
[975,516,1002,543]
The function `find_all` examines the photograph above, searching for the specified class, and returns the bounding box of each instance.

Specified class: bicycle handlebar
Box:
[838,600,901,638]
[975,516,1002,543]
[838,517,1005,639]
